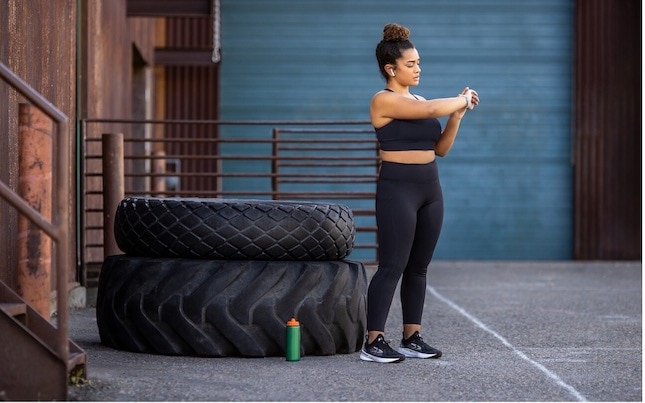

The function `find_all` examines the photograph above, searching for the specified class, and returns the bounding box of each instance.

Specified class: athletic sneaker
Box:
[398,331,442,359]
[360,334,405,363]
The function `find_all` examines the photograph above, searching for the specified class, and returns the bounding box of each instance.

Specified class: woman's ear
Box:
[385,65,396,77]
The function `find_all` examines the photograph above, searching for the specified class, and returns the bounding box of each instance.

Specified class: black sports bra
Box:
[375,89,442,151]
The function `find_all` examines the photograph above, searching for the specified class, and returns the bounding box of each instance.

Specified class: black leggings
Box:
[367,161,444,332]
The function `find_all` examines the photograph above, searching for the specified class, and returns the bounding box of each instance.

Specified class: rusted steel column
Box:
[151,149,166,196]
[16,103,53,317]
[102,133,125,257]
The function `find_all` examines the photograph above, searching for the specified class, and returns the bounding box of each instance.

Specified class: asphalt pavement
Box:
[67,260,641,402]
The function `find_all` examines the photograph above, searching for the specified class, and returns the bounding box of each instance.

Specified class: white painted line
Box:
[427,285,588,402]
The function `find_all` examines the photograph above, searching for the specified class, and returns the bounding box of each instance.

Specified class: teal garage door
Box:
[220,0,574,259]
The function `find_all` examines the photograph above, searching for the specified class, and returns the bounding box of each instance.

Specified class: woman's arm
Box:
[435,115,462,157]
[435,88,478,157]
[371,92,468,121]
[370,88,478,127]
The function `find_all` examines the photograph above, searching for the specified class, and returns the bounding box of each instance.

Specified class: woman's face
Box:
[391,47,421,86]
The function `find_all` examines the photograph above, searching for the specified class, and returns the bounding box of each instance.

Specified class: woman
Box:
[360,23,479,363]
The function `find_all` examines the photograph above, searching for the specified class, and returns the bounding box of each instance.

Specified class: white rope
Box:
[212,0,221,63]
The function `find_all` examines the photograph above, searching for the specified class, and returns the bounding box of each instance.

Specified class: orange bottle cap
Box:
[287,317,299,326]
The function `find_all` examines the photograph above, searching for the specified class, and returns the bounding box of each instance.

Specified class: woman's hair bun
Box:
[382,23,410,42]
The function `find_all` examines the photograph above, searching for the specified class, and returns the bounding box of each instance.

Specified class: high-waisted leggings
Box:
[367,160,444,332]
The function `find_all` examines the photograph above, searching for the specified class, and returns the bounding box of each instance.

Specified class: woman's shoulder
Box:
[371,89,426,101]
[372,89,394,98]
[371,90,393,108]
[371,92,426,115]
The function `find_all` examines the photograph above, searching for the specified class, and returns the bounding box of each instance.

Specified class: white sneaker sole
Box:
[398,347,440,359]
[359,350,405,363]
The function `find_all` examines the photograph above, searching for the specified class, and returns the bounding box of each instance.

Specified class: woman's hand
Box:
[451,87,479,119]
[462,87,479,110]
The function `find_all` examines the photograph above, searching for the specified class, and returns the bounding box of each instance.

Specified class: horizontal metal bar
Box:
[86,137,376,144]
[0,63,68,124]
[276,128,374,133]
[280,179,375,184]
[85,155,378,161]
[277,162,376,167]
[83,208,103,213]
[278,146,376,151]
[348,210,375,215]
[87,190,376,198]
[82,118,370,125]
[86,172,378,179]
[84,207,378,217]
[0,181,59,239]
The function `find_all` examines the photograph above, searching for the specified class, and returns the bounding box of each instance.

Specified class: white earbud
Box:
[390,70,395,77]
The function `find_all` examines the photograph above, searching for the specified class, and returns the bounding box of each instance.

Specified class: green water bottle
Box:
[286,317,300,361]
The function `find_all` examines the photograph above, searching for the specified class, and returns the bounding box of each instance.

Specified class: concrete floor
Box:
[67,260,641,401]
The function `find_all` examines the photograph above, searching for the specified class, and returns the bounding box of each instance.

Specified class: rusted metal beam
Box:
[102,134,125,257]
[127,0,211,17]
[17,104,53,318]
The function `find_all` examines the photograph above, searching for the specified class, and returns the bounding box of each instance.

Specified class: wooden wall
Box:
[0,0,77,289]
[80,0,160,276]
[574,0,641,259]
[0,0,161,290]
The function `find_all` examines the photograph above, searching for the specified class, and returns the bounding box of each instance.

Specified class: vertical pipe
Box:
[16,103,53,318]
[151,149,167,196]
[102,133,125,257]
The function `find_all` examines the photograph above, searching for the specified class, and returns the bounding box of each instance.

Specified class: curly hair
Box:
[375,23,415,81]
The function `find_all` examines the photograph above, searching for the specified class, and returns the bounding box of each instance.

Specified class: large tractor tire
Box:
[114,197,356,261]
[96,255,367,357]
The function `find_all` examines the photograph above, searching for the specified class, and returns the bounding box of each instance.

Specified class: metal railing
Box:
[0,63,71,363]
[81,119,379,287]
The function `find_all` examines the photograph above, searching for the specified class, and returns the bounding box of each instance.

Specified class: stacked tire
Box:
[96,197,367,357]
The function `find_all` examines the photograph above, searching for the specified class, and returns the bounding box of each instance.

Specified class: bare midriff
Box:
[379,150,436,164]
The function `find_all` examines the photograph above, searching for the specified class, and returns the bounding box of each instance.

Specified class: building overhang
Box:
[127,0,211,17]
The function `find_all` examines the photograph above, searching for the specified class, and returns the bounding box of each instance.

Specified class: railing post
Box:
[151,149,166,196]
[102,133,125,257]
[1,62,78,380]
[16,104,53,317]
[271,128,279,199]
